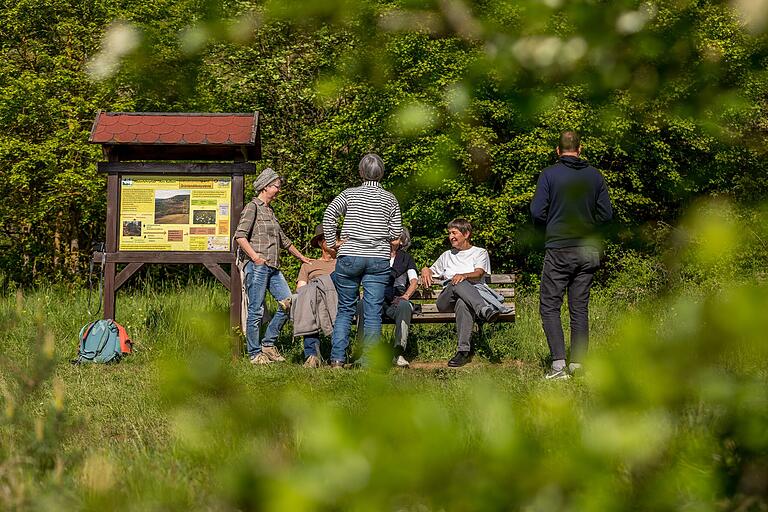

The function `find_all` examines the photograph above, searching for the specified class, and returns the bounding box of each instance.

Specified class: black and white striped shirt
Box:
[323,181,402,259]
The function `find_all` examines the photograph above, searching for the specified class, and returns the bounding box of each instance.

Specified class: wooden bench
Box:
[382,273,516,323]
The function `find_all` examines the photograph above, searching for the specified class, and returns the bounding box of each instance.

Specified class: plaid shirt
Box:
[234,198,293,268]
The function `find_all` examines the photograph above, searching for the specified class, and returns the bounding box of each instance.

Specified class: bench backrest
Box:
[405,274,516,323]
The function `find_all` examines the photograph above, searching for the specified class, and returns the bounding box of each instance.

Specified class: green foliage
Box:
[3,0,768,284]
[0,290,73,508]
[4,3,768,508]
[1,200,768,509]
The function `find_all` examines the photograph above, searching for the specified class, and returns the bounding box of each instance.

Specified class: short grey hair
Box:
[358,153,385,182]
[399,227,412,251]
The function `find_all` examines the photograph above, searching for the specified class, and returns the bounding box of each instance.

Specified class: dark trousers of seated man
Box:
[435,281,487,353]
[355,298,414,351]
[539,246,601,364]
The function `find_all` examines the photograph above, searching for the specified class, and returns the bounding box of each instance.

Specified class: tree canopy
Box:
[2,0,767,284]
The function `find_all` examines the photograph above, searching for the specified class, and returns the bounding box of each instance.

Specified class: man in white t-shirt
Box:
[420,218,499,367]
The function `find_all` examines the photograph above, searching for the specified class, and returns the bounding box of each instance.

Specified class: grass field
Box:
[1,277,767,510]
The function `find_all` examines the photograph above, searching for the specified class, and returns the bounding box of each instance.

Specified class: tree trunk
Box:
[70,237,79,276]
[53,211,62,269]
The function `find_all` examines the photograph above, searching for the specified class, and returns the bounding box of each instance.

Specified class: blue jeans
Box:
[243,262,292,357]
[304,335,320,358]
[330,255,390,363]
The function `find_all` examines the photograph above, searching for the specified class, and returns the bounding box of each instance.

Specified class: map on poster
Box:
[119,176,231,251]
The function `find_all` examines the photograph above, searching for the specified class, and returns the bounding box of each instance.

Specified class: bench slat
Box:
[381,311,516,324]
[380,273,517,325]
[488,274,516,284]
[417,303,513,314]
[410,288,515,300]
[417,273,516,286]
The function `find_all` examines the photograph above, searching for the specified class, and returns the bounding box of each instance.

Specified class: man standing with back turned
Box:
[531,131,613,379]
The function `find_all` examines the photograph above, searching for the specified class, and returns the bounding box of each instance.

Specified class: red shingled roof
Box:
[88,112,261,161]
[89,112,258,145]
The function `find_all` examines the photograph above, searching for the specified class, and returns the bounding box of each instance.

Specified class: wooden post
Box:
[230,173,244,356]
[104,173,119,320]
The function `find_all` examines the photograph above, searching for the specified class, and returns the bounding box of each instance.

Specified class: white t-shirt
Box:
[429,246,491,281]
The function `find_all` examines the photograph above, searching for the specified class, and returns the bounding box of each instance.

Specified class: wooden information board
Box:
[89,112,261,355]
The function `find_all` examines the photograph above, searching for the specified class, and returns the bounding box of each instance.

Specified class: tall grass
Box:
[1,200,768,510]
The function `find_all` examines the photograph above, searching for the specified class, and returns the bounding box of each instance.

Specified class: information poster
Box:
[119,176,231,251]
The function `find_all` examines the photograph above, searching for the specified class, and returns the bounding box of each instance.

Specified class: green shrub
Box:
[2,200,767,510]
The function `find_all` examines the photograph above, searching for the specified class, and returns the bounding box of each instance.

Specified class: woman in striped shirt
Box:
[323,153,402,367]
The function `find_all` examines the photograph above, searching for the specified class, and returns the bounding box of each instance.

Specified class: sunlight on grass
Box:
[1,200,767,509]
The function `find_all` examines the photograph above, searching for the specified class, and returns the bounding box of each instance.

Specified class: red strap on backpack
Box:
[111,321,133,354]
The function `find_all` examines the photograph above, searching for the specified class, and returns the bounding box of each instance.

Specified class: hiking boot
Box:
[447,351,472,368]
[303,355,321,368]
[544,367,571,380]
[262,345,286,362]
[393,355,410,368]
[480,306,500,323]
[249,352,272,365]
[330,360,345,369]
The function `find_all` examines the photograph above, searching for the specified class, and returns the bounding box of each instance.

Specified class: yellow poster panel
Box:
[119,176,231,251]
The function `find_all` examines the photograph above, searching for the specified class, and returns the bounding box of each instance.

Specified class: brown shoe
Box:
[329,360,345,369]
[303,355,321,368]
[262,345,286,362]
[249,352,272,365]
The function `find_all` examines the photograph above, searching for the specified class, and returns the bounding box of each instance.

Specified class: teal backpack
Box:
[75,319,132,364]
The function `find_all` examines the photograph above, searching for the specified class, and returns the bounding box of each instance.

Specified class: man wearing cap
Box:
[234,167,311,365]
[294,224,338,368]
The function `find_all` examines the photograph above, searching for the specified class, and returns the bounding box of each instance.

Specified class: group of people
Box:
[234,131,613,377]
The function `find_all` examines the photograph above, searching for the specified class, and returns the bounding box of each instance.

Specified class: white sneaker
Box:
[393,355,410,367]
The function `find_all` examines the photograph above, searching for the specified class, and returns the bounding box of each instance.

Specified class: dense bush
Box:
[2,1,768,285]
[1,200,767,510]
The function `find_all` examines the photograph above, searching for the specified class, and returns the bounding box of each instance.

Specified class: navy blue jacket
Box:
[530,155,613,249]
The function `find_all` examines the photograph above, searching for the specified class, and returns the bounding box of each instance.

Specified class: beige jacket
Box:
[290,274,338,337]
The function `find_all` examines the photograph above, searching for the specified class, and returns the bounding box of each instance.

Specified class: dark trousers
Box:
[355,299,414,350]
[436,281,487,352]
[539,246,601,362]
